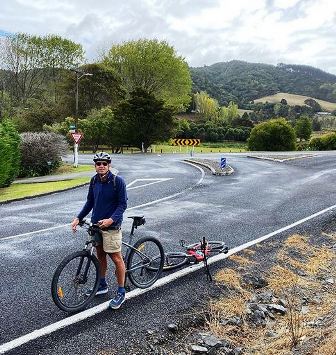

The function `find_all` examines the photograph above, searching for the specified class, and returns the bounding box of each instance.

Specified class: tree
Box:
[59,64,124,117]
[248,118,296,151]
[304,98,321,112]
[295,116,312,141]
[0,33,84,104]
[103,39,192,110]
[219,101,239,123]
[194,91,219,121]
[42,34,84,102]
[0,119,20,187]
[113,88,175,151]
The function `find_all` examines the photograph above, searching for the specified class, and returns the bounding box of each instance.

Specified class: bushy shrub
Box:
[19,132,68,177]
[0,119,21,187]
[309,133,336,150]
[248,118,296,151]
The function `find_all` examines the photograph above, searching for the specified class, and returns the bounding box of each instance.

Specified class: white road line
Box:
[0,202,335,353]
[126,178,173,189]
[0,163,204,242]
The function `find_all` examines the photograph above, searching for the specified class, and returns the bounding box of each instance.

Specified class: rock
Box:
[220,316,243,326]
[279,299,287,307]
[267,304,287,315]
[202,334,222,347]
[297,270,307,277]
[265,330,277,337]
[256,291,273,303]
[312,295,322,305]
[301,306,309,315]
[191,345,208,353]
[167,323,178,332]
[248,309,266,326]
[243,274,268,289]
[228,347,243,355]
[325,277,334,284]
[146,329,155,335]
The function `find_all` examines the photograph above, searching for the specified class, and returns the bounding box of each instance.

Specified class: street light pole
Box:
[72,69,93,167]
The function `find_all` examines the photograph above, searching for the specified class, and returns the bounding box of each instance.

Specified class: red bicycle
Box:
[163,239,229,271]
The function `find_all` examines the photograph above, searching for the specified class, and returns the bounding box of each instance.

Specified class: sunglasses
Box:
[95,162,108,166]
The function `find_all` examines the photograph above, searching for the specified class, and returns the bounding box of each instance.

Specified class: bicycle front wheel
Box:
[127,236,164,288]
[51,251,100,312]
[163,252,190,271]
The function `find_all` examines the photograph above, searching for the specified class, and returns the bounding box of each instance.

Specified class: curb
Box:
[0,182,90,205]
[246,154,315,163]
[184,158,234,176]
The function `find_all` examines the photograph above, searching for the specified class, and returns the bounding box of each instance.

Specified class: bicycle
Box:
[163,239,229,271]
[51,216,164,313]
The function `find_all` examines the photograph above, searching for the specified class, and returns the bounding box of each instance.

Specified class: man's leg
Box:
[109,252,126,287]
[96,244,108,278]
[109,252,126,309]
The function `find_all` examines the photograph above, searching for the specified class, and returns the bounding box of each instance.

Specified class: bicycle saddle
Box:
[128,216,146,227]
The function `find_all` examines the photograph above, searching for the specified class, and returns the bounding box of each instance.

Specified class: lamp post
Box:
[71,69,93,167]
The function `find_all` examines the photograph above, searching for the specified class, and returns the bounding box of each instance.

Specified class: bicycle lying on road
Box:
[163,239,229,271]
[51,216,164,313]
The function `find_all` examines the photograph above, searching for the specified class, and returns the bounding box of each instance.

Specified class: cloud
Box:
[1,0,336,74]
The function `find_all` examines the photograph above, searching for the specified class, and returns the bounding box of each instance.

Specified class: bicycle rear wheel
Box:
[127,236,164,288]
[163,252,190,271]
[51,251,100,312]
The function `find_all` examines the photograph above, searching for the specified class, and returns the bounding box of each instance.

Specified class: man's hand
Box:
[98,218,113,229]
[71,218,80,232]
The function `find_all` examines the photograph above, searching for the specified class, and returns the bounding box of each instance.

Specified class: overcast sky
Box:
[1,0,336,74]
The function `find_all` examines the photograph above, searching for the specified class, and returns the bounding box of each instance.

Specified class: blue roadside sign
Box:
[220,157,226,169]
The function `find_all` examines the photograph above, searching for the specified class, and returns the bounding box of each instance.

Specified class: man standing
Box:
[71,152,128,309]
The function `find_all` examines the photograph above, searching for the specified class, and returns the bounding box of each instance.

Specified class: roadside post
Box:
[220,157,226,170]
[70,132,83,168]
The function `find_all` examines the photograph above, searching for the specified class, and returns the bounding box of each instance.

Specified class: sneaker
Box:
[109,292,126,309]
[85,284,108,296]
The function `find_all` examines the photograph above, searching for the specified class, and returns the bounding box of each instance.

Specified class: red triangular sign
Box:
[71,133,83,144]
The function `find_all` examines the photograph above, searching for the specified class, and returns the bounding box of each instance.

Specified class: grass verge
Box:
[54,163,94,174]
[0,177,90,202]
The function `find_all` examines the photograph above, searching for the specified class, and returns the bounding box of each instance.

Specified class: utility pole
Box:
[71,69,93,167]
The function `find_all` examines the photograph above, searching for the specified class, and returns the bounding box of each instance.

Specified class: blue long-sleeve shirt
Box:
[77,171,127,226]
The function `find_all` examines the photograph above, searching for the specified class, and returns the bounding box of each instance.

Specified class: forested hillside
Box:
[191,61,336,106]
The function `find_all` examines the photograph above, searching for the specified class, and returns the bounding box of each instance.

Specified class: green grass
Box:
[80,142,247,154]
[0,177,90,202]
[54,163,94,174]
[151,142,247,153]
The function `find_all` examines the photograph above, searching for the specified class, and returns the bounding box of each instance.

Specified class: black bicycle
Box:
[163,239,229,271]
[51,216,164,312]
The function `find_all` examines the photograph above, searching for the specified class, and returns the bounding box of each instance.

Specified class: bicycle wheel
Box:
[51,251,100,312]
[187,241,227,253]
[163,252,190,271]
[127,236,164,288]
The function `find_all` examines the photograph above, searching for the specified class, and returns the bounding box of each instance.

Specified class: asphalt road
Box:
[1,151,336,354]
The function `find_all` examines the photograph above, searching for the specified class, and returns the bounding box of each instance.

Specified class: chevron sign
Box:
[172,139,200,146]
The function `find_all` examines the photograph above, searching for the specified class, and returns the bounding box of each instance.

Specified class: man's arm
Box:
[72,180,94,231]
[110,176,127,223]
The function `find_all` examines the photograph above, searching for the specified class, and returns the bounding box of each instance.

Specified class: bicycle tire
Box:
[187,241,227,253]
[162,252,190,271]
[127,236,164,288]
[51,250,100,312]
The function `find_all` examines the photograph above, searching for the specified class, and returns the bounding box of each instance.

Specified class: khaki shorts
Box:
[101,229,122,253]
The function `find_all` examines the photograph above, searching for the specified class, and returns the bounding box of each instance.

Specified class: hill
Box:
[190,61,336,106]
[254,92,336,112]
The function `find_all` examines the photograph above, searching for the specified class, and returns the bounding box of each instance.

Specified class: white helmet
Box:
[93,152,111,163]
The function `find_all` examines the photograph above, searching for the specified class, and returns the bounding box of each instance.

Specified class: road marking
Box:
[0,163,204,242]
[0,201,335,353]
[127,178,173,190]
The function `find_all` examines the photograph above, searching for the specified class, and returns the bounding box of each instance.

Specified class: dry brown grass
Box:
[228,254,255,266]
[191,232,335,355]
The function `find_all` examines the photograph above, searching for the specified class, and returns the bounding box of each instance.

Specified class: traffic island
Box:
[185,158,234,175]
